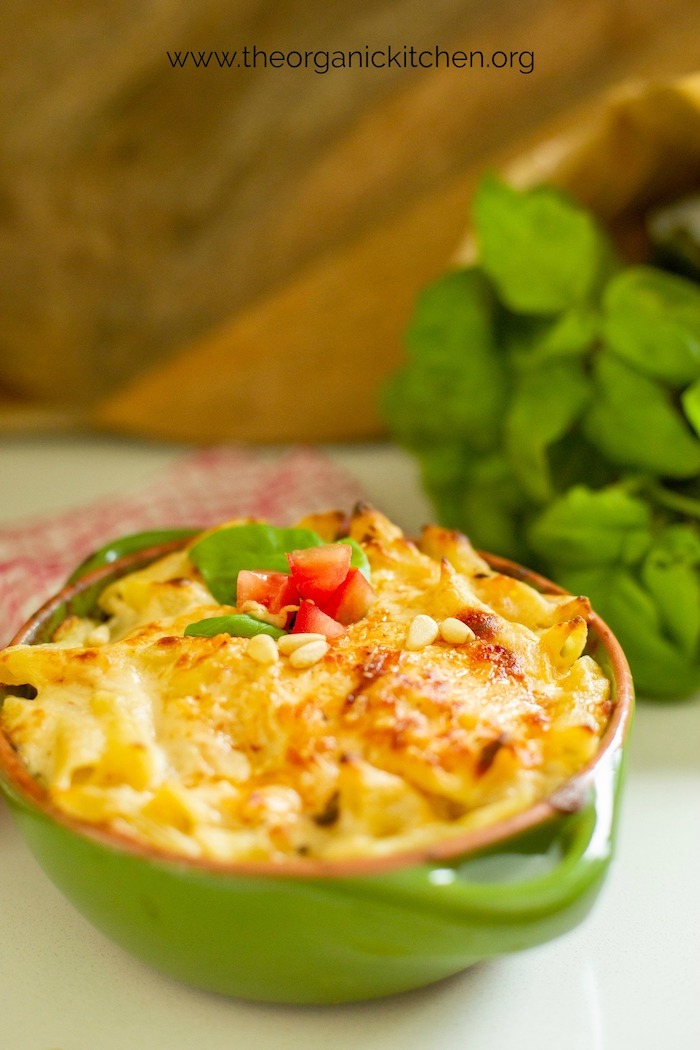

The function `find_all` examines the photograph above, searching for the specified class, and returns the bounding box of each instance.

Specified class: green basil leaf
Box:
[547,431,617,493]
[404,268,496,364]
[647,479,700,519]
[338,538,371,580]
[504,362,591,502]
[458,454,530,561]
[532,305,600,360]
[602,266,700,384]
[640,524,700,657]
[184,615,286,639]
[68,528,200,584]
[505,305,600,371]
[189,524,323,603]
[416,444,473,529]
[381,268,507,453]
[473,175,615,313]
[528,485,652,568]
[584,353,700,477]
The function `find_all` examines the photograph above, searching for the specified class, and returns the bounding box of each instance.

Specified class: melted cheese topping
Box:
[0,507,612,862]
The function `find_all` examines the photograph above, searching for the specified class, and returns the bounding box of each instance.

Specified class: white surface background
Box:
[1,436,699,1050]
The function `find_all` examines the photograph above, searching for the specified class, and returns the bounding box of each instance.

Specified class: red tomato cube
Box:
[292,600,346,640]
[236,570,299,614]
[323,568,375,625]
[287,544,352,602]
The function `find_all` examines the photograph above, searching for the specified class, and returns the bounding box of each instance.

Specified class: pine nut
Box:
[288,639,329,667]
[405,614,439,651]
[278,632,326,655]
[439,617,476,645]
[246,633,279,664]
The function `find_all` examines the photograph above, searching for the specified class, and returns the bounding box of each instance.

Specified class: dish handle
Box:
[343,746,623,952]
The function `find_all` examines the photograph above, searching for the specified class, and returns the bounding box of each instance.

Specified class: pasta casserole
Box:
[0,505,612,863]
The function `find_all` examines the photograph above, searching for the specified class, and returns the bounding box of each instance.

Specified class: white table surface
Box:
[1,435,699,1050]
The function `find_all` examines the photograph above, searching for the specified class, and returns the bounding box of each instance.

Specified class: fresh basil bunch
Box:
[382,175,700,697]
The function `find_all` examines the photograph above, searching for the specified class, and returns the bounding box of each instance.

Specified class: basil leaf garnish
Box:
[338,538,371,580]
[188,524,324,603]
[184,615,286,639]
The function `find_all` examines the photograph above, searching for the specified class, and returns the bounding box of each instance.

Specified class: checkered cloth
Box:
[0,446,364,646]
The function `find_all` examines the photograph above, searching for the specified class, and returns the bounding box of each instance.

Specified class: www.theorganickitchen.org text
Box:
[166,45,535,75]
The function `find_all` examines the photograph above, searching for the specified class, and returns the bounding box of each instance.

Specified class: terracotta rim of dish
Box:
[0,542,634,879]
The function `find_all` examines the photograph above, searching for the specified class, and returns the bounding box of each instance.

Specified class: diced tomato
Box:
[236,570,299,614]
[287,544,352,602]
[292,599,346,640]
[322,567,375,625]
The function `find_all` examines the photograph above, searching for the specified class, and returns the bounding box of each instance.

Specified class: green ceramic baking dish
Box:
[0,537,633,1005]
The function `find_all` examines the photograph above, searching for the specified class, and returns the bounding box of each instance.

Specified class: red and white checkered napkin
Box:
[0,445,365,646]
